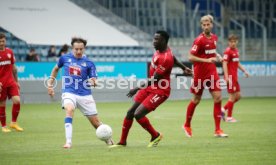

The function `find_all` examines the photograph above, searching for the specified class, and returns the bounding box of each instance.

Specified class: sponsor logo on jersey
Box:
[69,65,81,76]
[205,49,216,54]
[232,58,239,62]
[0,60,11,66]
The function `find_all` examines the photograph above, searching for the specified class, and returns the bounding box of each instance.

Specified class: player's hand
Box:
[207,57,217,63]
[216,53,223,62]
[184,67,193,76]
[0,82,2,92]
[224,76,229,84]
[244,71,250,78]
[48,87,55,98]
[127,88,139,98]
[89,78,97,87]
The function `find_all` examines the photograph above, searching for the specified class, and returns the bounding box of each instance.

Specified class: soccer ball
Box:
[96,124,112,141]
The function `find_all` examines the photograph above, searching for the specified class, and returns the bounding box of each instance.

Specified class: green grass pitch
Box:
[0,97,276,165]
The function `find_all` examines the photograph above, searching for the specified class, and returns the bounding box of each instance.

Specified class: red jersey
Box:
[0,48,16,86]
[147,47,174,97]
[223,47,239,81]
[190,33,218,79]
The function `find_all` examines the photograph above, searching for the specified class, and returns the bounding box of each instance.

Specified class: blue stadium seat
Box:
[11,40,19,47]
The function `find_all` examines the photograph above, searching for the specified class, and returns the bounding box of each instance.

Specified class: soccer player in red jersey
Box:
[183,15,228,138]
[0,33,23,133]
[221,34,249,123]
[110,30,192,148]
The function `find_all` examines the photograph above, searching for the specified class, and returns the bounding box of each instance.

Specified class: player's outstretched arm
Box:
[238,62,249,78]
[47,65,59,97]
[173,56,193,76]
[126,72,162,98]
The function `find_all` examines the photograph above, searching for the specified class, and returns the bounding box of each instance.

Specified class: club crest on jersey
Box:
[69,65,81,76]
[7,53,11,59]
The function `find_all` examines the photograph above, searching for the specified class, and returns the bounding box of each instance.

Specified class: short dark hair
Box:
[156,30,170,44]
[228,34,238,41]
[0,32,6,39]
[71,37,87,46]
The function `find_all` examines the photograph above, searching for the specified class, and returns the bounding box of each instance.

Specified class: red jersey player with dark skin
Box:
[183,15,228,138]
[221,34,249,123]
[0,33,23,133]
[110,30,192,148]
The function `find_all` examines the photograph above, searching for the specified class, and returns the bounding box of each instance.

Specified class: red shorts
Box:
[190,77,221,95]
[227,80,240,93]
[134,89,168,111]
[0,82,20,101]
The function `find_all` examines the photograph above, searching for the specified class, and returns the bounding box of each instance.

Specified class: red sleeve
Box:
[190,37,202,56]
[10,49,15,64]
[155,54,173,76]
[223,48,231,62]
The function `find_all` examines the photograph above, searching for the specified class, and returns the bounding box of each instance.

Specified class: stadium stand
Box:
[0,0,275,61]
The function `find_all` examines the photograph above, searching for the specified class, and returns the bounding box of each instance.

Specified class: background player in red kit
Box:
[0,33,23,133]
[222,34,249,122]
[110,30,192,148]
[183,15,228,138]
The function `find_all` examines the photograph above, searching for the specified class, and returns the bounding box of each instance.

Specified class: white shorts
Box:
[61,92,97,116]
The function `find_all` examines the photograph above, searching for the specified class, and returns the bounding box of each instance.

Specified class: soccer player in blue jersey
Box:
[47,37,113,148]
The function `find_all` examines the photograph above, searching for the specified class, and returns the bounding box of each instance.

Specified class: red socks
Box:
[12,104,21,122]
[227,101,234,117]
[214,102,221,131]
[137,117,159,139]
[119,118,133,144]
[184,101,197,127]
[0,106,6,127]
[224,98,239,110]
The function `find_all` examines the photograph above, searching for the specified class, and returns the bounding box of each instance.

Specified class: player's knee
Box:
[192,96,201,104]
[65,108,74,117]
[0,100,6,107]
[134,112,143,120]
[12,96,20,104]
[126,109,135,119]
[214,96,222,103]
[236,94,241,101]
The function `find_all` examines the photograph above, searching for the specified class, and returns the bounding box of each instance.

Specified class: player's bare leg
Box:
[211,91,228,137]
[183,94,201,138]
[0,100,11,133]
[63,103,74,149]
[87,115,114,145]
[9,96,23,132]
